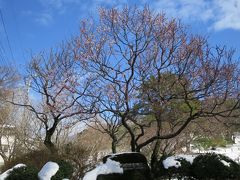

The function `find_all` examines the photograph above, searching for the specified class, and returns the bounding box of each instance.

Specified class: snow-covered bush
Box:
[0,164,26,180]
[154,153,240,179]
[1,149,74,179]
[0,160,73,180]
[2,149,54,171]
[154,154,194,179]
[5,166,38,180]
[191,153,240,179]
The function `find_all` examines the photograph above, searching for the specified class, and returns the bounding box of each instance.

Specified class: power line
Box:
[11,2,26,63]
[0,46,7,64]
[0,40,8,65]
[0,8,14,62]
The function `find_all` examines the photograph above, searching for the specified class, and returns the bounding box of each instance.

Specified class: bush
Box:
[3,149,74,179]
[63,143,101,179]
[154,156,192,179]
[154,153,240,179]
[191,153,240,179]
[6,166,38,180]
[217,154,240,179]
[52,160,73,180]
[2,149,55,171]
[193,137,233,150]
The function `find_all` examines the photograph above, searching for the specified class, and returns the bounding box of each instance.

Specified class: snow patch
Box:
[177,154,196,164]
[221,160,231,167]
[0,164,26,180]
[83,158,123,180]
[109,152,140,156]
[38,161,59,180]
[163,157,181,169]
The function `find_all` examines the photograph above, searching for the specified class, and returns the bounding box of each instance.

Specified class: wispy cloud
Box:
[152,0,240,31]
[21,10,53,26]
[213,0,240,31]
[39,0,81,13]
[24,0,240,31]
[35,12,53,26]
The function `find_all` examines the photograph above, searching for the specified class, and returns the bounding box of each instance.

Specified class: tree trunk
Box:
[44,119,59,154]
[111,135,117,153]
[0,153,9,165]
[150,139,161,173]
[44,131,57,154]
[121,116,136,152]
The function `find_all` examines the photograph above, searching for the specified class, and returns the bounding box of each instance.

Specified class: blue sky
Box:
[1,0,240,69]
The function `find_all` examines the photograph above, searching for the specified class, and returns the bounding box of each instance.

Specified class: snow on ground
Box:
[192,146,240,162]
[83,158,123,180]
[38,161,59,180]
[191,135,240,163]
[108,152,141,156]
[0,164,26,180]
[163,154,196,169]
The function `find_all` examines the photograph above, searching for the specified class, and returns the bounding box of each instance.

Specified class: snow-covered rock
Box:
[38,161,59,180]
[0,164,26,180]
[83,158,123,180]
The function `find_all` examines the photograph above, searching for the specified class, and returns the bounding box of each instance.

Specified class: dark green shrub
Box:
[6,166,38,180]
[191,153,240,179]
[52,160,73,180]
[164,158,192,179]
[153,155,192,179]
[218,154,240,179]
[153,153,240,179]
[173,158,192,178]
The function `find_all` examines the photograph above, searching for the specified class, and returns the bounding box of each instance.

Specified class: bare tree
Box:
[0,103,17,165]
[87,113,127,153]
[0,66,18,101]
[73,5,240,162]
[0,65,19,165]
[11,45,97,153]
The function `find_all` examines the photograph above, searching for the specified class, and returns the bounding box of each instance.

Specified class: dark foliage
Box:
[191,153,240,179]
[52,160,73,180]
[153,155,192,179]
[153,153,240,179]
[6,166,38,180]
